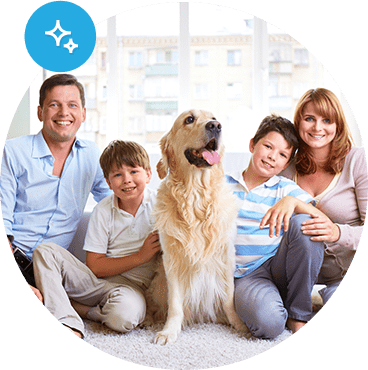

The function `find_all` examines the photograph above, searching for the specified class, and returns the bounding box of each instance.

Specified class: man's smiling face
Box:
[38,84,86,145]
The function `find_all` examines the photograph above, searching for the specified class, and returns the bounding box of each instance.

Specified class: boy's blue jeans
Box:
[234,214,325,339]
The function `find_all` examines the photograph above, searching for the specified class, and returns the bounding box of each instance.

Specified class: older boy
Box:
[227,115,325,339]
[33,141,160,338]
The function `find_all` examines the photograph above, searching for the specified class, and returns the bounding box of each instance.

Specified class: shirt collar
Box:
[229,170,247,188]
[32,130,86,158]
[228,170,281,189]
[111,188,151,211]
[263,176,282,188]
[32,131,51,158]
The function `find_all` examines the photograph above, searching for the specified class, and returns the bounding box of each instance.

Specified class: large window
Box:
[129,52,143,68]
[24,2,356,156]
[227,50,242,66]
[195,51,209,66]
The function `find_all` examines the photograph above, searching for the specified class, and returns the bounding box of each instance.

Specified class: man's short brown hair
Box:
[100,140,151,179]
[39,74,85,108]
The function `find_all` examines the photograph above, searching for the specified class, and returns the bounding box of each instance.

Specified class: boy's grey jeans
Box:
[234,214,325,339]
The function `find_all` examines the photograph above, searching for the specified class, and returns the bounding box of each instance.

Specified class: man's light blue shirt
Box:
[0,131,111,258]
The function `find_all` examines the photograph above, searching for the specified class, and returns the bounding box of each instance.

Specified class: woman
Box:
[266,88,367,308]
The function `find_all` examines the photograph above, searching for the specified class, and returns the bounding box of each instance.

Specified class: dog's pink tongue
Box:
[202,150,221,165]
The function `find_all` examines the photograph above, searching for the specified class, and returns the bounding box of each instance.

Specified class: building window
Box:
[269,43,292,62]
[227,50,241,66]
[227,83,242,99]
[128,117,144,135]
[129,84,143,100]
[194,83,209,100]
[165,50,178,63]
[293,82,310,99]
[195,50,209,66]
[101,52,106,69]
[129,52,143,67]
[101,85,107,100]
[294,49,309,66]
[146,114,173,133]
[145,77,178,98]
[157,51,164,63]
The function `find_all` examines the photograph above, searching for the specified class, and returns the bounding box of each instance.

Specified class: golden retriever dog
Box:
[151,109,250,345]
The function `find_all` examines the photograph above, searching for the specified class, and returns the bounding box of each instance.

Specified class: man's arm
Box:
[90,168,112,203]
[87,143,112,203]
[1,145,18,239]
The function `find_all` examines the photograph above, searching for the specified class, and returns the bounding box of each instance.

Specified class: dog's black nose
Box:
[205,121,222,133]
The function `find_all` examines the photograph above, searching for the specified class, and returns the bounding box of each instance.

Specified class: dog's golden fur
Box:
[150,109,249,344]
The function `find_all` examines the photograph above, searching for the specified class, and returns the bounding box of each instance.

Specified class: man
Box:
[1,74,111,300]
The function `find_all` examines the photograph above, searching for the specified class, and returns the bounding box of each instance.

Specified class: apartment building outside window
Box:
[227,50,242,66]
[129,52,143,68]
[195,50,209,66]
[27,2,346,156]
[194,83,209,100]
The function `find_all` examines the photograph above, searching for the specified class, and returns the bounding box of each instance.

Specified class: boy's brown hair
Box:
[100,140,151,178]
[252,114,299,162]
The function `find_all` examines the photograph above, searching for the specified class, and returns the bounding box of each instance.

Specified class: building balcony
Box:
[145,64,178,76]
[269,61,293,74]
[145,100,178,112]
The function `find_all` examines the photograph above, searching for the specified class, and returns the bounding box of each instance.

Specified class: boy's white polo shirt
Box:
[83,187,157,288]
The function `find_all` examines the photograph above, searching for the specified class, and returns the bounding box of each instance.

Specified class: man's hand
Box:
[9,238,13,253]
[9,240,43,302]
[30,285,43,303]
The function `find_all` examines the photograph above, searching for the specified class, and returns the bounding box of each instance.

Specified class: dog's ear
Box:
[156,131,172,179]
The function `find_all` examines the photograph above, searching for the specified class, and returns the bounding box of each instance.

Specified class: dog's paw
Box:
[154,330,179,345]
[141,316,154,328]
[229,316,252,339]
[240,326,253,340]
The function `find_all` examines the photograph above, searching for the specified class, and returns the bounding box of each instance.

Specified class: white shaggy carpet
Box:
[83,320,292,369]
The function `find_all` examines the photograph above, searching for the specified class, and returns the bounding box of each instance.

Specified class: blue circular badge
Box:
[25,1,96,72]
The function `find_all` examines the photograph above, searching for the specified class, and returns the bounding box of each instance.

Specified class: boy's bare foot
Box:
[286,318,306,333]
[70,299,92,319]
[63,324,83,339]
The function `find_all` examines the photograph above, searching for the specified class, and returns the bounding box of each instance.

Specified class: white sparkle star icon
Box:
[45,20,71,46]
[64,38,78,54]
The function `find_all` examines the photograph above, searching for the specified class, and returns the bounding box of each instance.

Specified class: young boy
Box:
[33,140,160,338]
[226,115,325,339]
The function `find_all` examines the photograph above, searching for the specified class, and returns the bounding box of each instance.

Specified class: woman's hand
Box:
[301,213,340,243]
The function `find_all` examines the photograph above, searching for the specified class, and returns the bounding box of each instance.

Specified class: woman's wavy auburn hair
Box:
[294,88,353,175]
